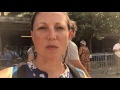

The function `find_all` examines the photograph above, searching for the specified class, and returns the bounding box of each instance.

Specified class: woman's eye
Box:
[56,27,64,30]
[38,27,47,30]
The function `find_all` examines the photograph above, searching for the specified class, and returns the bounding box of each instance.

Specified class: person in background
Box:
[0,12,87,78]
[113,39,120,75]
[0,49,5,59]
[79,40,91,74]
[27,45,36,62]
[0,49,6,68]
[4,45,19,67]
[64,20,91,77]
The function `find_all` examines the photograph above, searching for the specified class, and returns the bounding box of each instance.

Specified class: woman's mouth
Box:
[46,45,58,49]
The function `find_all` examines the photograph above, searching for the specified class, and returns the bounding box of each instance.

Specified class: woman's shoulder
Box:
[0,67,13,78]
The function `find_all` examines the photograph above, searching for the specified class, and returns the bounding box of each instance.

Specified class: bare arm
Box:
[0,67,12,78]
[71,60,91,78]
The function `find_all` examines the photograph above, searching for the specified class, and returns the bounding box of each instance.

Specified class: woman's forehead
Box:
[32,13,68,27]
[35,12,67,22]
[36,12,66,16]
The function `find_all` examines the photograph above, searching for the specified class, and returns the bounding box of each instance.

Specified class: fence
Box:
[0,53,117,74]
[90,53,117,75]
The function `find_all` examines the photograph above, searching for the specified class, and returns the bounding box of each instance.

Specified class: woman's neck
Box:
[34,57,65,78]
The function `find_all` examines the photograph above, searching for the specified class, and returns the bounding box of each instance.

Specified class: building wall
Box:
[0,16,31,51]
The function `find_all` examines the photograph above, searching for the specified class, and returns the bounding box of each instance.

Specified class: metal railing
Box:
[90,53,116,75]
[0,53,117,75]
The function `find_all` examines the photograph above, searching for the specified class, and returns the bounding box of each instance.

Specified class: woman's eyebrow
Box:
[38,22,46,25]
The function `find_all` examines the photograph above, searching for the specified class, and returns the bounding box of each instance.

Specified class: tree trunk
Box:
[87,36,92,53]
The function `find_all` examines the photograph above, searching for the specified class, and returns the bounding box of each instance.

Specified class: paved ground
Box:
[90,72,120,78]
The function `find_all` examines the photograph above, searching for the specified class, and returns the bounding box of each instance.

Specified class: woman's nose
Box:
[47,30,56,40]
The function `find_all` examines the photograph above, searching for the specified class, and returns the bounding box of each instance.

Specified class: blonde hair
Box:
[70,20,77,32]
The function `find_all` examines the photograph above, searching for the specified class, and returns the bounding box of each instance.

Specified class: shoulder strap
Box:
[12,65,18,78]
[12,62,27,78]
[63,47,68,63]
[67,64,82,78]
[17,63,27,78]
[32,46,37,59]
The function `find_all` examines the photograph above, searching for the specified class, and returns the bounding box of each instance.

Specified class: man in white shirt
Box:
[63,20,91,77]
[113,39,120,75]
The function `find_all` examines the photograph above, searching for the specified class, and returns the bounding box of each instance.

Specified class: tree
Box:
[7,12,34,18]
[69,12,120,53]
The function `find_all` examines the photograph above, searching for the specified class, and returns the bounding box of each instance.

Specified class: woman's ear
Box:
[31,31,34,44]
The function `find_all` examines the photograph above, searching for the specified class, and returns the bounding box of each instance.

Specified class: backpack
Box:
[12,63,85,78]
[12,62,27,78]
[8,51,19,64]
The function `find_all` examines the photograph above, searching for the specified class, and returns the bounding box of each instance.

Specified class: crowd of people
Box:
[0,12,91,78]
[0,45,20,68]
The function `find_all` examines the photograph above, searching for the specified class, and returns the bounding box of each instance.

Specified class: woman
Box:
[79,40,91,74]
[0,12,87,78]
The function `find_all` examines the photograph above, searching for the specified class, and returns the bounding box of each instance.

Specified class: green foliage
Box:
[6,12,34,18]
[69,12,120,52]
[69,12,120,41]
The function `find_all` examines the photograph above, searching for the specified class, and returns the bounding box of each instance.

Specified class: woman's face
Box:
[31,12,70,59]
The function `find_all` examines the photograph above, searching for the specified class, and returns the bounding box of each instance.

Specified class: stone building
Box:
[0,16,31,52]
